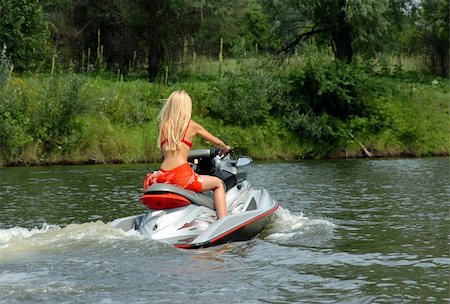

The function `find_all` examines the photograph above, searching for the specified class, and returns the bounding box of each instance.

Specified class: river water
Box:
[0,157,448,303]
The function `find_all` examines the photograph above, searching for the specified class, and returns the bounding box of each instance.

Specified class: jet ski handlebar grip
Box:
[210,147,220,158]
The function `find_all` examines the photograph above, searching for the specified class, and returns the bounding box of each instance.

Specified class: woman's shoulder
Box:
[189,120,207,135]
[189,120,202,129]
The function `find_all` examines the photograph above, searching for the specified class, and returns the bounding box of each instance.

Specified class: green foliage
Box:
[297,61,371,119]
[416,0,449,76]
[193,0,270,59]
[345,0,390,55]
[375,77,449,155]
[195,116,303,160]
[0,0,446,81]
[0,0,53,71]
[0,93,32,163]
[229,0,270,57]
[39,0,270,80]
[0,74,86,163]
[274,51,379,156]
[72,115,158,164]
[0,54,448,165]
[208,65,284,126]
[261,0,389,63]
[78,78,165,126]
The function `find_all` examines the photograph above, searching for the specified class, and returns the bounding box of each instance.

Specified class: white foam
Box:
[0,223,60,245]
[308,218,336,228]
[270,206,309,230]
[0,221,143,262]
[264,206,336,243]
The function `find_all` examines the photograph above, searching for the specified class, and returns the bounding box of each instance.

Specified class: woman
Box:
[143,90,230,219]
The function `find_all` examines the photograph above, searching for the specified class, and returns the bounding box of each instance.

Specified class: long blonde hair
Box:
[157,90,192,151]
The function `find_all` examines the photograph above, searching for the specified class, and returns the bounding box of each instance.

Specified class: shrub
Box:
[274,53,379,154]
[0,0,53,72]
[0,74,87,164]
[27,75,86,154]
[208,65,284,126]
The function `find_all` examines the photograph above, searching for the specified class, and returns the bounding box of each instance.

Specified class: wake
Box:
[263,206,336,246]
[0,207,336,260]
[0,221,142,262]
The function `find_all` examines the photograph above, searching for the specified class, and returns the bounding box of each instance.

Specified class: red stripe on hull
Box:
[174,201,280,249]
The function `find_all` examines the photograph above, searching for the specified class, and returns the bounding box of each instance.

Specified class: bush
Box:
[208,65,284,126]
[274,54,379,154]
[36,75,86,153]
[0,74,86,163]
[1,63,447,165]
[0,0,53,72]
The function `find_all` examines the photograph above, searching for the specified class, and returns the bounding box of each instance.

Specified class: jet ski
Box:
[108,148,279,249]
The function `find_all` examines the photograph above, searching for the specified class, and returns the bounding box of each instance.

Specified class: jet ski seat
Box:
[143,184,215,210]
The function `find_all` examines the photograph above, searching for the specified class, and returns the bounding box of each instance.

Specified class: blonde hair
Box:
[157,90,192,151]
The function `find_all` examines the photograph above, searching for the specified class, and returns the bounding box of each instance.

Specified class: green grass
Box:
[340,77,449,157]
[0,56,448,166]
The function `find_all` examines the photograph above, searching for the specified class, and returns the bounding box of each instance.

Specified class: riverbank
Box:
[1,65,448,167]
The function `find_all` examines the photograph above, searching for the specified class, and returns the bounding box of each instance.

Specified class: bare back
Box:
[159,120,228,170]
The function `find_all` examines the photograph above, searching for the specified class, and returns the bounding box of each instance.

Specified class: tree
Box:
[43,0,203,80]
[416,0,449,76]
[262,0,390,63]
[194,0,270,58]
[42,0,270,80]
[0,0,53,71]
[42,0,147,72]
[142,0,201,81]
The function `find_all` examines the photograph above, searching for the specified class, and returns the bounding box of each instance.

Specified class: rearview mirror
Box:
[236,156,253,167]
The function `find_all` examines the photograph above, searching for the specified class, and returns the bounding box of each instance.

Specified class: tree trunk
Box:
[144,0,163,82]
[334,0,353,64]
[147,34,162,82]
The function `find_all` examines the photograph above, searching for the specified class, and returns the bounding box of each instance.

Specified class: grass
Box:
[342,78,449,157]
[0,54,448,167]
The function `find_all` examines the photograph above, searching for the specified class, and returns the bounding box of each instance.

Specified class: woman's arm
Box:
[191,120,230,153]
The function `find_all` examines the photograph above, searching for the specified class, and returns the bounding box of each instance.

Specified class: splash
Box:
[0,223,60,244]
[0,221,142,262]
[263,206,336,247]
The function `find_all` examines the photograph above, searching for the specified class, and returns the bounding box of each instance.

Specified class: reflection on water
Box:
[0,157,449,303]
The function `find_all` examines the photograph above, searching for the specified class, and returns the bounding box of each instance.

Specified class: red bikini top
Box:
[160,120,192,148]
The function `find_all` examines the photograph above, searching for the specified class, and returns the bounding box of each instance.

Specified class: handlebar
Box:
[188,147,230,161]
[187,148,233,175]
[210,147,221,158]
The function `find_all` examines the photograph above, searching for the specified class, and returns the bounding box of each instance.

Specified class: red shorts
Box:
[143,163,203,192]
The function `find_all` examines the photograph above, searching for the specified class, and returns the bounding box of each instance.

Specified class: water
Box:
[0,158,449,303]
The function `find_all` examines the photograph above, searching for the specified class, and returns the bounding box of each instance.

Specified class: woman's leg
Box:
[201,175,227,218]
